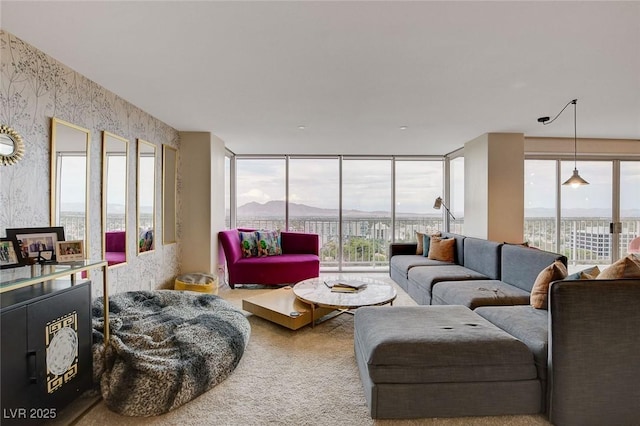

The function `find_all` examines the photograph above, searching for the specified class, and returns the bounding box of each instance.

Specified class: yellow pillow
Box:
[597,255,640,279]
[427,237,455,262]
[530,260,568,309]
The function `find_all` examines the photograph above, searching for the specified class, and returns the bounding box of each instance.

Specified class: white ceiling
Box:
[2,1,639,155]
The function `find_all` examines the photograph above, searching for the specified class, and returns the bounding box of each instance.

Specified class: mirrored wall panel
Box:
[162,145,177,245]
[103,131,129,267]
[51,118,90,255]
[137,139,156,254]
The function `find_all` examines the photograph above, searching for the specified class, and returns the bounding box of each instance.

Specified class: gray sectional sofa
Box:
[355,232,640,425]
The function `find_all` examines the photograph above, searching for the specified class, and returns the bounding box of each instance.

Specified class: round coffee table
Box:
[293,276,396,327]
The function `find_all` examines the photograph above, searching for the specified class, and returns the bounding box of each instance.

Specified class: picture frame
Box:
[6,227,65,263]
[56,240,84,262]
[0,236,23,269]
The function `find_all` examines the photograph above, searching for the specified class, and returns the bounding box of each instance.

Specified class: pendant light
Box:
[537,99,589,187]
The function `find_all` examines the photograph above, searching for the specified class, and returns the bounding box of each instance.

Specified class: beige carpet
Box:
[77,273,550,426]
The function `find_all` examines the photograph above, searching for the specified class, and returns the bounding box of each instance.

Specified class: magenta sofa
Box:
[105,231,126,266]
[218,229,320,288]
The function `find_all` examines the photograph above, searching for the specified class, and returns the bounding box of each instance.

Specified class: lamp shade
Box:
[433,197,443,209]
[562,169,589,188]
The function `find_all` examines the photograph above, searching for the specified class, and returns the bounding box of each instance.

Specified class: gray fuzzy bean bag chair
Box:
[92,290,250,416]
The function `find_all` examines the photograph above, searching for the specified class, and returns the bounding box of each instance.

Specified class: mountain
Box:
[236,201,639,219]
[236,201,436,218]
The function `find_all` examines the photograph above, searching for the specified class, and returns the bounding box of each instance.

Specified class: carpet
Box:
[78,273,551,426]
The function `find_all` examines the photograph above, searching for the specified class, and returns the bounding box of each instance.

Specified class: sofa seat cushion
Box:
[354,305,537,384]
[407,265,489,305]
[474,306,548,381]
[233,254,319,285]
[390,255,453,278]
[105,251,126,266]
[431,280,531,309]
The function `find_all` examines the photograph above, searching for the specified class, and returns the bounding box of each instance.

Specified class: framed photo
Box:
[6,227,65,263]
[56,240,84,262]
[0,236,23,269]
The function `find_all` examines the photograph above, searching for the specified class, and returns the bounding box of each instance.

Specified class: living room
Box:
[1,2,639,425]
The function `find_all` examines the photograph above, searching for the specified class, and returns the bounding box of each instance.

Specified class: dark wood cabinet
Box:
[1,280,92,425]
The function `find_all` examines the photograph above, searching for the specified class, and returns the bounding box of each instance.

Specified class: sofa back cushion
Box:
[105,231,126,252]
[501,244,567,292]
[463,237,502,280]
[440,232,465,265]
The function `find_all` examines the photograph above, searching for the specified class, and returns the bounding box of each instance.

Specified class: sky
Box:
[235,158,447,214]
[232,157,639,216]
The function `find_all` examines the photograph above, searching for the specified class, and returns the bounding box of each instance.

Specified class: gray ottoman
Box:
[354,305,541,419]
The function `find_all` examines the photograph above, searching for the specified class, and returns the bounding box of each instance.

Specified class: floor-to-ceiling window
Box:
[288,157,340,268]
[228,155,446,270]
[620,161,640,257]
[224,155,231,229]
[524,159,557,251]
[525,158,638,272]
[235,157,286,229]
[560,161,613,269]
[342,158,392,270]
[394,159,443,242]
[449,156,464,234]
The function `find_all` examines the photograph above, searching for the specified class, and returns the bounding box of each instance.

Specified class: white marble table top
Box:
[292,276,396,310]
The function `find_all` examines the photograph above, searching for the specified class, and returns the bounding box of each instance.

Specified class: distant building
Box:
[571,228,638,258]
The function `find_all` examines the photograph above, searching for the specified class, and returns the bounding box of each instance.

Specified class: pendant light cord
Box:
[540,99,577,126]
[573,99,577,170]
[539,98,578,168]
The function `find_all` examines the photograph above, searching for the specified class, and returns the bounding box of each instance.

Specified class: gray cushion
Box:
[462,237,502,279]
[474,305,548,383]
[501,245,567,292]
[407,265,489,305]
[431,280,531,309]
[390,254,452,279]
[354,306,537,384]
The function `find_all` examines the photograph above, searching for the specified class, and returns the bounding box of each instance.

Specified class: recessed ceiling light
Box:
[399,126,408,130]
[298,125,306,130]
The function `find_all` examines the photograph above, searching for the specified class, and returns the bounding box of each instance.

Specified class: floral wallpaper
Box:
[0,31,181,297]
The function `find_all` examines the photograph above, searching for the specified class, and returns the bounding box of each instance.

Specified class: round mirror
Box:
[0,125,25,166]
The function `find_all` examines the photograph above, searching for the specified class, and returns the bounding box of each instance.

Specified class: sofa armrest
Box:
[280,232,319,255]
[389,243,418,258]
[548,278,640,425]
[218,229,243,265]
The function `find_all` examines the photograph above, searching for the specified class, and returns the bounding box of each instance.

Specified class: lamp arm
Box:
[441,201,456,220]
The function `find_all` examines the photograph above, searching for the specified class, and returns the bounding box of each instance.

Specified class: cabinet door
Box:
[27,282,92,411]
[1,306,31,412]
